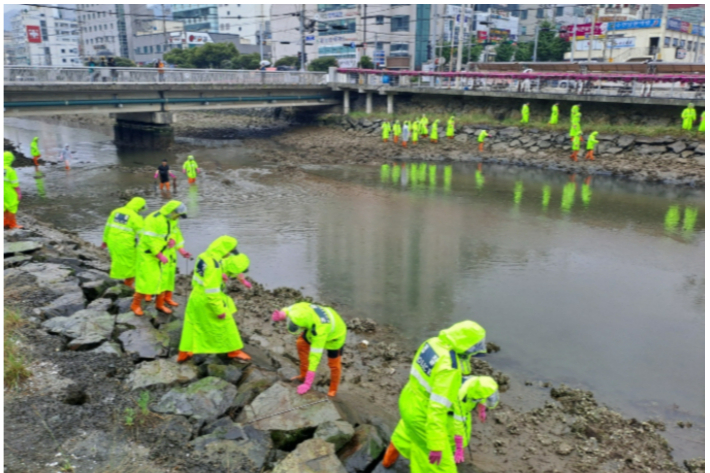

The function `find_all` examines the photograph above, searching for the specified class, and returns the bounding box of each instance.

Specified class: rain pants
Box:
[179,236,244,354]
[103,197,146,280]
[282,302,347,371]
[4,152,19,214]
[135,200,182,295]
[391,321,487,472]
[682,105,696,130]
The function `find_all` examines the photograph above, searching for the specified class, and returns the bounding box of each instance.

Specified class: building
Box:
[172,4,219,33]
[75,4,155,60]
[668,4,704,25]
[514,4,591,41]
[5,31,17,65]
[8,5,81,66]
[269,5,318,65]
[216,4,271,45]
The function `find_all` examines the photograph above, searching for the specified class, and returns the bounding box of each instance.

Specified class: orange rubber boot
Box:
[227,350,251,361]
[394,136,399,144]
[156,292,173,314]
[586,150,595,161]
[145,294,152,302]
[177,351,193,363]
[8,213,23,229]
[327,355,342,397]
[131,292,144,316]
[570,151,578,162]
[124,277,135,289]
[291,334,310,382]
[382,442,400,468]
[164,291,179,307]
[402,142,407,148]
[4,211,10,229]
[479,142,484,152]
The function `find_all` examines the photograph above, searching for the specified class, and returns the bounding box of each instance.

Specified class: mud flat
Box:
[3,215,703,473]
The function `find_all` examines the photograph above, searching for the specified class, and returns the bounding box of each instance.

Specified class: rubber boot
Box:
[164,291,179,307]
[227,350,251,361]
[478,142,484,152]
[382,442,400,468]
[145,294,152,302]
[291,334,310,382]
[586,150,595,161]
[570,151,578,162]
[156,292,173,314]
[4,211,10,229]
[177,351,192,364]
[327,355,342,397]
[8,213,23,229]
[123,277,135,289]
[394,136,398,144]
[131,292,144,316]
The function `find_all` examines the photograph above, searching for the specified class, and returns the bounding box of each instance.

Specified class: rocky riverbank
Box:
[4,216,703,473]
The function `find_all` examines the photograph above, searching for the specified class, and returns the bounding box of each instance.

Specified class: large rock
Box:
[37,292,86,319]
[605,147,624,156]
[81,279,114,301]
[126,359,199,390]
[617,135,635,148]
[636,135,673,145]
[537,140,552,149]
[89,341,122,356]
[695,144,705,154]
[668,141,687,154]
[314,420,355,451]
[20,262,81,295]
[3,241,42,256]
[453,134,468,143]
[191,420,272,473]
[76,269,110,285]
[636,144,666,155]
[118,326,170,360]
[41,309,114,350]
[273,438,348,473]
[498,127,522,139]
[153,376,237,422]
[207,364,243,384]
[103,284,134,301]
[338,424,386,473]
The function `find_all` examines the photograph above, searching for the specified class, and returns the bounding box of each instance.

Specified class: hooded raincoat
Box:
[430,119,440,141]
[549,104,559,125]
[520,104,530,124]
[30,137,40,158]
[682,104,696,130]
[179,236,244,354]
[420,116,429,136]
[411,120,420,142]
[382,121,392,140]
[222,252,250,277]
[393,121,402,138]
[586,131,599,151]
[182,156,199,179]
[281,302,347,371]
[446,117,455,138]
[572,135,583,151]
[103,197,146,280]
[4,152,20,214]
[159,218,185,293]
[391,321,487,472]
[450,376,499,448]
[699,111,705,132]
[571,105,581,125]
[477,130,488,143]
[135,200,184,295]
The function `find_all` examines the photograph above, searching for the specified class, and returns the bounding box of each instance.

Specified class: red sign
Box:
[477,31,487,42]
[566,22,605,40]
[26,25,41,43]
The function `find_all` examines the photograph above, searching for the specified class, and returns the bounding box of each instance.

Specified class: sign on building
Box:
[26,25,41,43]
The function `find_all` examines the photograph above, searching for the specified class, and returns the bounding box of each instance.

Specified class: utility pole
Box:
[259,4,264,62]
[430,4,437,66]
[587,5,597,63]
[299,5,305,71]
[570,12,577,62]
[532,24,539,62]
[161,4,167,57]
[455,4,466,84]
[362,4,367,60]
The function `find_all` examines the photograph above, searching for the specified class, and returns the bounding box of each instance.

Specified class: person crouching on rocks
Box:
[177,236,251,363]
[272,302,347,397]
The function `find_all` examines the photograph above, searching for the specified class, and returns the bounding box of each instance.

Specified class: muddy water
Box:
[6,117,705,460]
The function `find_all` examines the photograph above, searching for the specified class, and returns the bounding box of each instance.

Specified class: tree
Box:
[358,55,374,69]
[494,42,515,62]
[164,43,241,69]
[235,53,261,70]
[308,56,338,72]
[514,42,533,62]
[275,56,299,67]
[164,47,196,68]
[513,21,569,62]
[113,56,135,67]
[440,40,482,68]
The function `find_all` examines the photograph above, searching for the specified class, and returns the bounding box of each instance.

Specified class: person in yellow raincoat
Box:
[681,103,696,131]
[382,121,392,143]
[101,197,146,288]
[520,103,530,124]
[158,210,192,309]
[477,130,488,153]
[272,302,348,397]
[132,200,188,316]
[446,116,455,139]
[30,136,41,171]
[411,119,420,145]
[4,151,22,229]
[182,155,201,184]
[584,131,599,161]
[430,119,440,143]
[177,235,251,363]
[549,103,559,125]
[420,115,429,137]
[393,120,402,144]
[382,321,487,472]
[570,134,584,162]
[384,376,499,469]
[698,110,705,133]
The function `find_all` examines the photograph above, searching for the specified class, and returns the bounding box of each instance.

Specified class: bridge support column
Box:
[343,90,350,115]
[387,94,394,115]
[366,92,373,114]
[113,112,174,150]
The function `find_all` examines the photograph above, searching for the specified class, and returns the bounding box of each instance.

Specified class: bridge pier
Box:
[113,112,174,150]
[387,94,394,115]
[343,90,350,115]
[365,92,373,114]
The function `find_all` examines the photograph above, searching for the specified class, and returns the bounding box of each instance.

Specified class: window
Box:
[227,11,230,15]
[61,49,65,53]
[521,26,527,35]
[390,43,409,56]
[521,10,528,20]
[672,38,678,47]
[156,45,161,52]
[391,15,409,32]
[62,58,66,63]
[143,46,148,53]
[556,7,564,16]
[536,8,544,18]
[680,39,685,48]
[320,18,356,35]
[664,36,670,47]
[135,47,140,54]
[375,41,384,51]
[317,4,356,12]
[688,41,693,50]
[376,15,384,25]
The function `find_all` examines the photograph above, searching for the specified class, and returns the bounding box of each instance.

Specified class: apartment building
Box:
[75,4,154,59]
[8,5,81,66]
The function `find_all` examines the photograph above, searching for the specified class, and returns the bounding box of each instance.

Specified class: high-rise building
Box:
[75,4,155,60]
[216,4,271,45]
[9,5,81,66]
[172,4,218,33]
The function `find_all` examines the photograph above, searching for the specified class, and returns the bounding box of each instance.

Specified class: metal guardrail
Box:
[332,69,705,100]
[4,66,329,86]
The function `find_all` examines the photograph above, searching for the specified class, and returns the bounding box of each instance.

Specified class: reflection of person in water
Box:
[428,164,437,190]
[581,176,592,208]
[34,171,46,198]
[683,207,698,236]
[381,164,391,183]
[392,163,402,185]
[513,181,523,206]
[475,163,485,191]
[561,175,577,214]
[541,185,551,211]
[443,165,452,193]
[187,181,200,218]
[664,205,681,232]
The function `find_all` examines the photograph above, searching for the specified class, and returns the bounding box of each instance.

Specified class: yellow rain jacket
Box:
[182,156,199,179]
[4,152,20,214]
[103,197,146,280]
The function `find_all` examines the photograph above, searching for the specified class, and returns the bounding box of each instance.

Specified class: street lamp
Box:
[532,25,551,62]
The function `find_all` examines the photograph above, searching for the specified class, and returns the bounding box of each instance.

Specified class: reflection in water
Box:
[513,181,523,206]
[381,164,390,183]
[443,165,452,193]
[561,179,576,214]
[683,207,698,236]
[428,164,437,191]
[392,163,401,185]
[475,163,485,190]
[542,185,551,211]
[665,205,681,231]
[187,184,200,218]
[34,171,46,198]
[581,176,592,208]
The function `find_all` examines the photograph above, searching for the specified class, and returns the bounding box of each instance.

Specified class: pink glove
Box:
[222,273,229,283]
[478,403,487,423]
[238,274,252,289]
[454,436,465,463]
[297,371,315,395]
[100,242,107,249]
[16,188,21,200]
[153,171,159,179]
[182,169,186,173]
[178,248,192,258]
[167,238,176,248]
[428,451,442,465]
[197,168,202,174]
[217,313,226,320]
[169,172,177,179]
[156,252,168,264]
[272,310,287,322]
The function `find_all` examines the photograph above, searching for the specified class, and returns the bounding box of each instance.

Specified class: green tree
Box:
[163,47,196,68]
[191,42,240,69]
[494,42,515,62]
[513,21,569,62]
[235,53,261,70]
[113,56,135,67]
[440,40,482,68]
[275,55,299,67]
[514,42,533,62]
[308,56,338,72]
[358,55,374,69]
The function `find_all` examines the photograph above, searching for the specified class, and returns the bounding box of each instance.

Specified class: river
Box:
[5,117,705,461]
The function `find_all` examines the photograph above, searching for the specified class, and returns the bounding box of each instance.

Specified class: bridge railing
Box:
[331,68,705,100]
[4,66,328,86]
